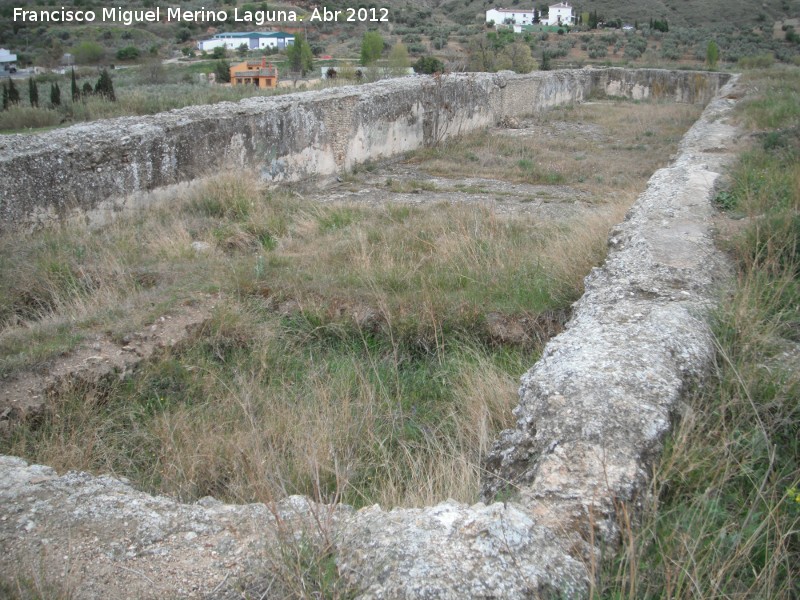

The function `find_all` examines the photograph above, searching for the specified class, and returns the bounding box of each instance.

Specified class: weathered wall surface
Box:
[0,68,729,232]
[0,72,742,598]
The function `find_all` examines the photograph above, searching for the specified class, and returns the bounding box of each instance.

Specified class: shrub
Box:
[0,106,61,130]
[413,56,444,74]
[738,54,775,69]
[73,41,104,64]
[587,40,608,59]
[116,46,140,61]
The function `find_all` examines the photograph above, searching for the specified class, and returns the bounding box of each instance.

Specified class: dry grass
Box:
[1,97,699,511]
[411,101,702,199]
[596,66,800,600]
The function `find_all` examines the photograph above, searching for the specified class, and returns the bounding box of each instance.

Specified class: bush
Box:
[73,41,104,64]
[587,40,608,59]
[116,46,140,61]
[0,106,61,130]
[413,56,444,74]
[738,54,775,69]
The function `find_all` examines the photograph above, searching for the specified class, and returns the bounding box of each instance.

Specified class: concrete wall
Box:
[0,68,730,232]
[0,73,745,599]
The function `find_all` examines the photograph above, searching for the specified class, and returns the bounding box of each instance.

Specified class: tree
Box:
[651,18,669,32]
[286,33,313,76]
[540,49,552,71]
[94,69,116,101]
[237,43,249,58]
[413,56,444,74]
[214,59,231,83]
[82,82,93,96]
[50,82,61,107]
[211,46,227,59]
[468,34,511,72]
[140,58,166,84]
[71,68,79,102]
[28,77,38,108]
[388,42,410,76]
[360,30,384,66]
[505,41,534,73]
[2,83,7,111]
[7,77,20,105]
[706,40,719,68]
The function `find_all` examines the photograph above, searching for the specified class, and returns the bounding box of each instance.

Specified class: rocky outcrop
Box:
[0,72,742,597]
[0,69,730,232]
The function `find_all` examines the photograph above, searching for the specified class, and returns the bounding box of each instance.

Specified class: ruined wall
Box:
[0,68,730,232]
[0,72,744,598]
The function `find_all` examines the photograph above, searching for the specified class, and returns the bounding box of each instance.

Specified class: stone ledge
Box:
[0,71,741,598]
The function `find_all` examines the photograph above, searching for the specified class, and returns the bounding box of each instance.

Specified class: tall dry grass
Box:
[410,100,702,200]
[595,65,800,600]
[1,96,700,511]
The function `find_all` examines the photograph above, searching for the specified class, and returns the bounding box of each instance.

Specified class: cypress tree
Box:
[71,67,79,102]
[28,77,38,108]
[7,78,20,105]
[2,83,8,111]
[540,50,551,71]
[706,40,719,68]
[94,69,115,101]
[50,82,61,107]
[82,82,93,96]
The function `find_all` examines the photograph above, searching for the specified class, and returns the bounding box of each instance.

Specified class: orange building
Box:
[230,58,278,88]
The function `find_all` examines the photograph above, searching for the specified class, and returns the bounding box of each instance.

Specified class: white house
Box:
[198,31,294,52]
[485,8,539,27]
[545,2,575,26]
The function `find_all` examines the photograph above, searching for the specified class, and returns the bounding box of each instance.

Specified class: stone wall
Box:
[0,68,730,232]
[0,71,744,598]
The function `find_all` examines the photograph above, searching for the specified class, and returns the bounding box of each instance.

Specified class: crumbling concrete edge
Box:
[0,73,743,599]
[0,68,729,233]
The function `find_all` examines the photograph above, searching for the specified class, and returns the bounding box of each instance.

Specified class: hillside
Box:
[443,0,800,28]
[3,0,799,66]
